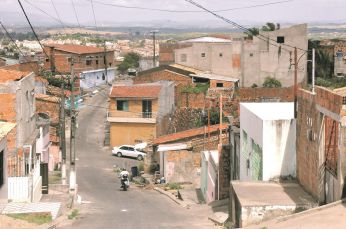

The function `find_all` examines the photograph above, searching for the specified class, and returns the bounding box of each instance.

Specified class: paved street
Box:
[60,90,216,229]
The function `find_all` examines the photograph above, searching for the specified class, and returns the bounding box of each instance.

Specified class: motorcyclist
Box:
[119,168,130,189]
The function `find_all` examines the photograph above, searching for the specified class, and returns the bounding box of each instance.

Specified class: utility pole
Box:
[150,30,158,68]
[60,83,66,185]
[103,41,108,84]
[294,47,298,119]
[312,48,316,94]
[69,58,77,192]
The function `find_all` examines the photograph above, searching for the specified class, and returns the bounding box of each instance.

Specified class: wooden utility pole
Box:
[103,41,108,84]
[69,58,77,192]
[150,30,158,68]
[60,83,66,185]
[294,47,298,118]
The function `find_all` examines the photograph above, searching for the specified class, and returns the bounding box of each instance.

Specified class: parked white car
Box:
[112,145,146,160]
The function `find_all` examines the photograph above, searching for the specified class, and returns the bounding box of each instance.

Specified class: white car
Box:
[112,145,146,161]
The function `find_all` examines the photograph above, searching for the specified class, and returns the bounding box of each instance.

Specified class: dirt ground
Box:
[0,215,36,229]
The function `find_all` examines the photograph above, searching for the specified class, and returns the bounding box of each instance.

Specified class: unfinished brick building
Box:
[297,86,346,204]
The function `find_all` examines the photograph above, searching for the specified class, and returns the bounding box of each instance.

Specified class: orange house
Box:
[107,82,174,147]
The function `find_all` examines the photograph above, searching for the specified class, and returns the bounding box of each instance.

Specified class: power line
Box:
[90,0,98,31]
[17,0,49,58]
[23,0,73,29]
[50,0,64,28]
[89,0,293,13]
[70,0,81,29]
[185,0,308,53]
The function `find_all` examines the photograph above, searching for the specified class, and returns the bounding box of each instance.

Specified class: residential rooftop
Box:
[153,124,228,145]
[0,69,29,83]
[110,84,161,99]
[181,36,232,43]
[240,102,294,120]
[45,44,112,55]
[0,121,16,140]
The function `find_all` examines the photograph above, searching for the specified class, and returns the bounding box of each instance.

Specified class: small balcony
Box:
[107,110,157,123]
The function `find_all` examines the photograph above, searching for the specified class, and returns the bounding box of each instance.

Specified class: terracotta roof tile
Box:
[0,69,29,83]
[45,44,112,55]
[153,124,228,145]
[110,85,161,98]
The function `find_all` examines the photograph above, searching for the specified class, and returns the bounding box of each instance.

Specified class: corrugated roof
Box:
[153,124,228,145]
[181,37,232,43]
[45,44,110,55]
[169,64,204,75]
[191,73,239,82]
[0,121,16,140]
[0,69,29,83]
[110,84,161,98]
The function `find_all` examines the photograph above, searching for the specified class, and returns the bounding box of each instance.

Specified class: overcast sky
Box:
[1,0,346,27]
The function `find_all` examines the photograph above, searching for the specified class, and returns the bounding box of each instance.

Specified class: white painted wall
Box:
[80,68,117,89]
[240,103,296,181]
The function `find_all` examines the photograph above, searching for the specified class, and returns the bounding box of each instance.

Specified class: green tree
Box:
[261,22,276,31]
[245,27,259,39]
[118,52,140,74]
[262,77,282,88]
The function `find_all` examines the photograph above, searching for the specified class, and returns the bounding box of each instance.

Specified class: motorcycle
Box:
[120,173,130,191]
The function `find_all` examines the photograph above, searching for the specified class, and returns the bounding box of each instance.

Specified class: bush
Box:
[262,77,282,88]
[165,183,182,190]
[181,83,209,94]
[251,83,258,88]
[315,77,346,89]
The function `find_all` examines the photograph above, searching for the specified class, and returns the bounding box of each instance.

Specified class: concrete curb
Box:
[274,198,346,223]
[39,194,76,229]
[153,187,189,209]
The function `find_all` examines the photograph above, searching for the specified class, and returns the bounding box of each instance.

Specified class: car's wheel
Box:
[117,152,122,157]
[137,155,143,161]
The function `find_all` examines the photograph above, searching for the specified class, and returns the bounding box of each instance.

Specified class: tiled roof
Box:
[0,69,29,83]
[153,124,228,145]
[110,84,161,98]
[0,121,16,140]
[45,44,111,54]
[169,64,204,75]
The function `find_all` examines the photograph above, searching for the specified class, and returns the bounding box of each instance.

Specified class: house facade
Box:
[43,44,115,74]
[239,102,296,181]
[80,67,117,90]
[160,24,308,87]
[107,82,174,147]
[297,86,346,204]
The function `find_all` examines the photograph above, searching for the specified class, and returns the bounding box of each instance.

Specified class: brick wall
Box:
[296,86,343,201]
[35,98,60,125]
[159,43,192,65]
[0,94,16,123]
[43,48,115,74]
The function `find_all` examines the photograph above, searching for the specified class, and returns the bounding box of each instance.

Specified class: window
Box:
[96,60,99,65]
[86,60,92,65]
[250,53,254,57]
[277,36,285,44]
[109,63,112,67]
[201,53,206,57]
[180,54,187,62]
[219,53,223,57]
[67,57,72,63]
[102,73,105,80]
[45,58,49,62]
[117,100,129,111]
[216,83,223,88]
[142,100,152,118]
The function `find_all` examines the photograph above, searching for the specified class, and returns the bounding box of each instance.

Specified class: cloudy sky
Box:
[0,0,345,27]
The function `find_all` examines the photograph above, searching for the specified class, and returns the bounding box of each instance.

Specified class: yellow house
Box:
[108,83,169,147]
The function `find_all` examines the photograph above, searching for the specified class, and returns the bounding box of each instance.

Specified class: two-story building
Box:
[107,82,174,147]
[43,44,115,74]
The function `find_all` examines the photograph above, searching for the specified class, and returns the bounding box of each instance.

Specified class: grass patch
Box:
[181,83,209,94]
[68,209,79,220]
[7,212,52,225]
[165,183,183,190]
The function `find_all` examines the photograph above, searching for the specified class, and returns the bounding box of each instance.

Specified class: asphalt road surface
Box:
[59,89,216,229]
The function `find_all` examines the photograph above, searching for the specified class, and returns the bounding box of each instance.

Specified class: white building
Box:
[80,68,117,90]
[239,102,296,181]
